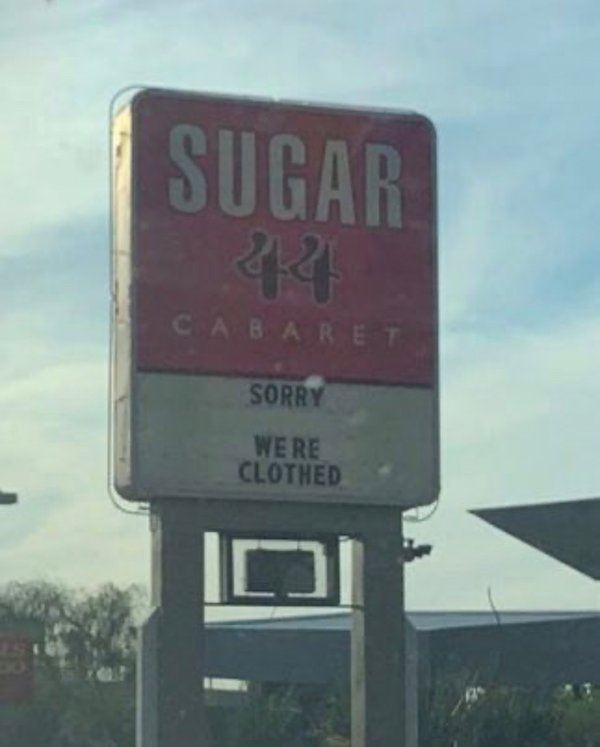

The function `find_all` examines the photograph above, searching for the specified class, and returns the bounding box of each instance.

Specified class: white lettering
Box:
[249,318,263,340]
[365,144,402,228]
[172,313,193,336]
[218,130,256,217]
[385,325,401,347]
[353,324,366,346]
[210,316,230,338]
[315,140,356,225]
[319,322,334,344]
[281,321,301,342]
[171,315,404,351]
[169,124,207,213]
[167,125,411,229]
[269,134,307,220]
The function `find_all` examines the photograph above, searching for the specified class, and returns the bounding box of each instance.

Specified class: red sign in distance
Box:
[131,90,436,387]
[0,636,34,703]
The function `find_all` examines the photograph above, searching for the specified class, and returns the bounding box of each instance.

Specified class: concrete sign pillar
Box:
[352,515,406,747]
[150,501,212,747]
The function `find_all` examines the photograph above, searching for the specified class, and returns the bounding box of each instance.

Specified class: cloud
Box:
[405,308,600,609]
[1,0,599,614]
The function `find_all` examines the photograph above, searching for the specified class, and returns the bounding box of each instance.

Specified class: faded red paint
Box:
[130,91,436,386]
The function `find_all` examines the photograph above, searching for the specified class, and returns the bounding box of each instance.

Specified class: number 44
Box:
[236,230,340,304]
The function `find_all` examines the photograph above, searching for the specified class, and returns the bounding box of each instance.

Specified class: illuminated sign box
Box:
[112,88,438,508]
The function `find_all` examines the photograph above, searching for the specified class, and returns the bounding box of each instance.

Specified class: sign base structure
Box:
[112,88,438,510]
[141,499,408,747]
[111,87,439,747]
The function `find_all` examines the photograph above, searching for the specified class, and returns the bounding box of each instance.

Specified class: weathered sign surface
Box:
[112,88,438,507]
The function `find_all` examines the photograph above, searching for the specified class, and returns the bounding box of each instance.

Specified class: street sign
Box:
[0,635,33,703]
[112,88,438,507]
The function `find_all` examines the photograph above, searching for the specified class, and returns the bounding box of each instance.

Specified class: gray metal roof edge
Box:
[470,496,600,515]
[207,610,600,629]
[207,611,349,628]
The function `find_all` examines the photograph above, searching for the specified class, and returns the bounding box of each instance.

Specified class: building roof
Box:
[471,497,600,579]
[210,609,599,632]
[205,610,600,686]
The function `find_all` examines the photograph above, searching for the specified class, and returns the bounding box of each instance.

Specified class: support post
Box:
[352,513,405,747]
[150,500,212,747]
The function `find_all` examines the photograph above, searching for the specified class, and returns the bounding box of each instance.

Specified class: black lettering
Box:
[274,437,287,458]
[308,438,320,460]
[236,231,339,304]
[280,385,293,407]
[292,437,306,459]
[295,386,308,407]
[313,464,326,486]
[239,461,252,482]
[283,463,296,484]
[298,464,312,485]
[248,383,326,409]
[249,383,262,405]
[252,462,266,483]
[254,435,273,458]
[264,384,278,405]
[288,234,340,304]
[240,455,342,489]
[310,387,324,407]
[236,231,287,301]
[328,465,342,485]
[267,462,283,483]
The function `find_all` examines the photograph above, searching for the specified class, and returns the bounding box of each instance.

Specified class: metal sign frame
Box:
[219,531,340,606]
[111,87,438,509]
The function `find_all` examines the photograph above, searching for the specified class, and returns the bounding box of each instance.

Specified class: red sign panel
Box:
[0,636,34,703]
[130,90,436,386]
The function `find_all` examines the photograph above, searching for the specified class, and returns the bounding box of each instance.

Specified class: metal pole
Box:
[150,500,212,747]
[352,512,405,747]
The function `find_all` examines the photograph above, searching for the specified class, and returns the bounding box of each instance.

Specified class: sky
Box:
[1,0,599,617]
